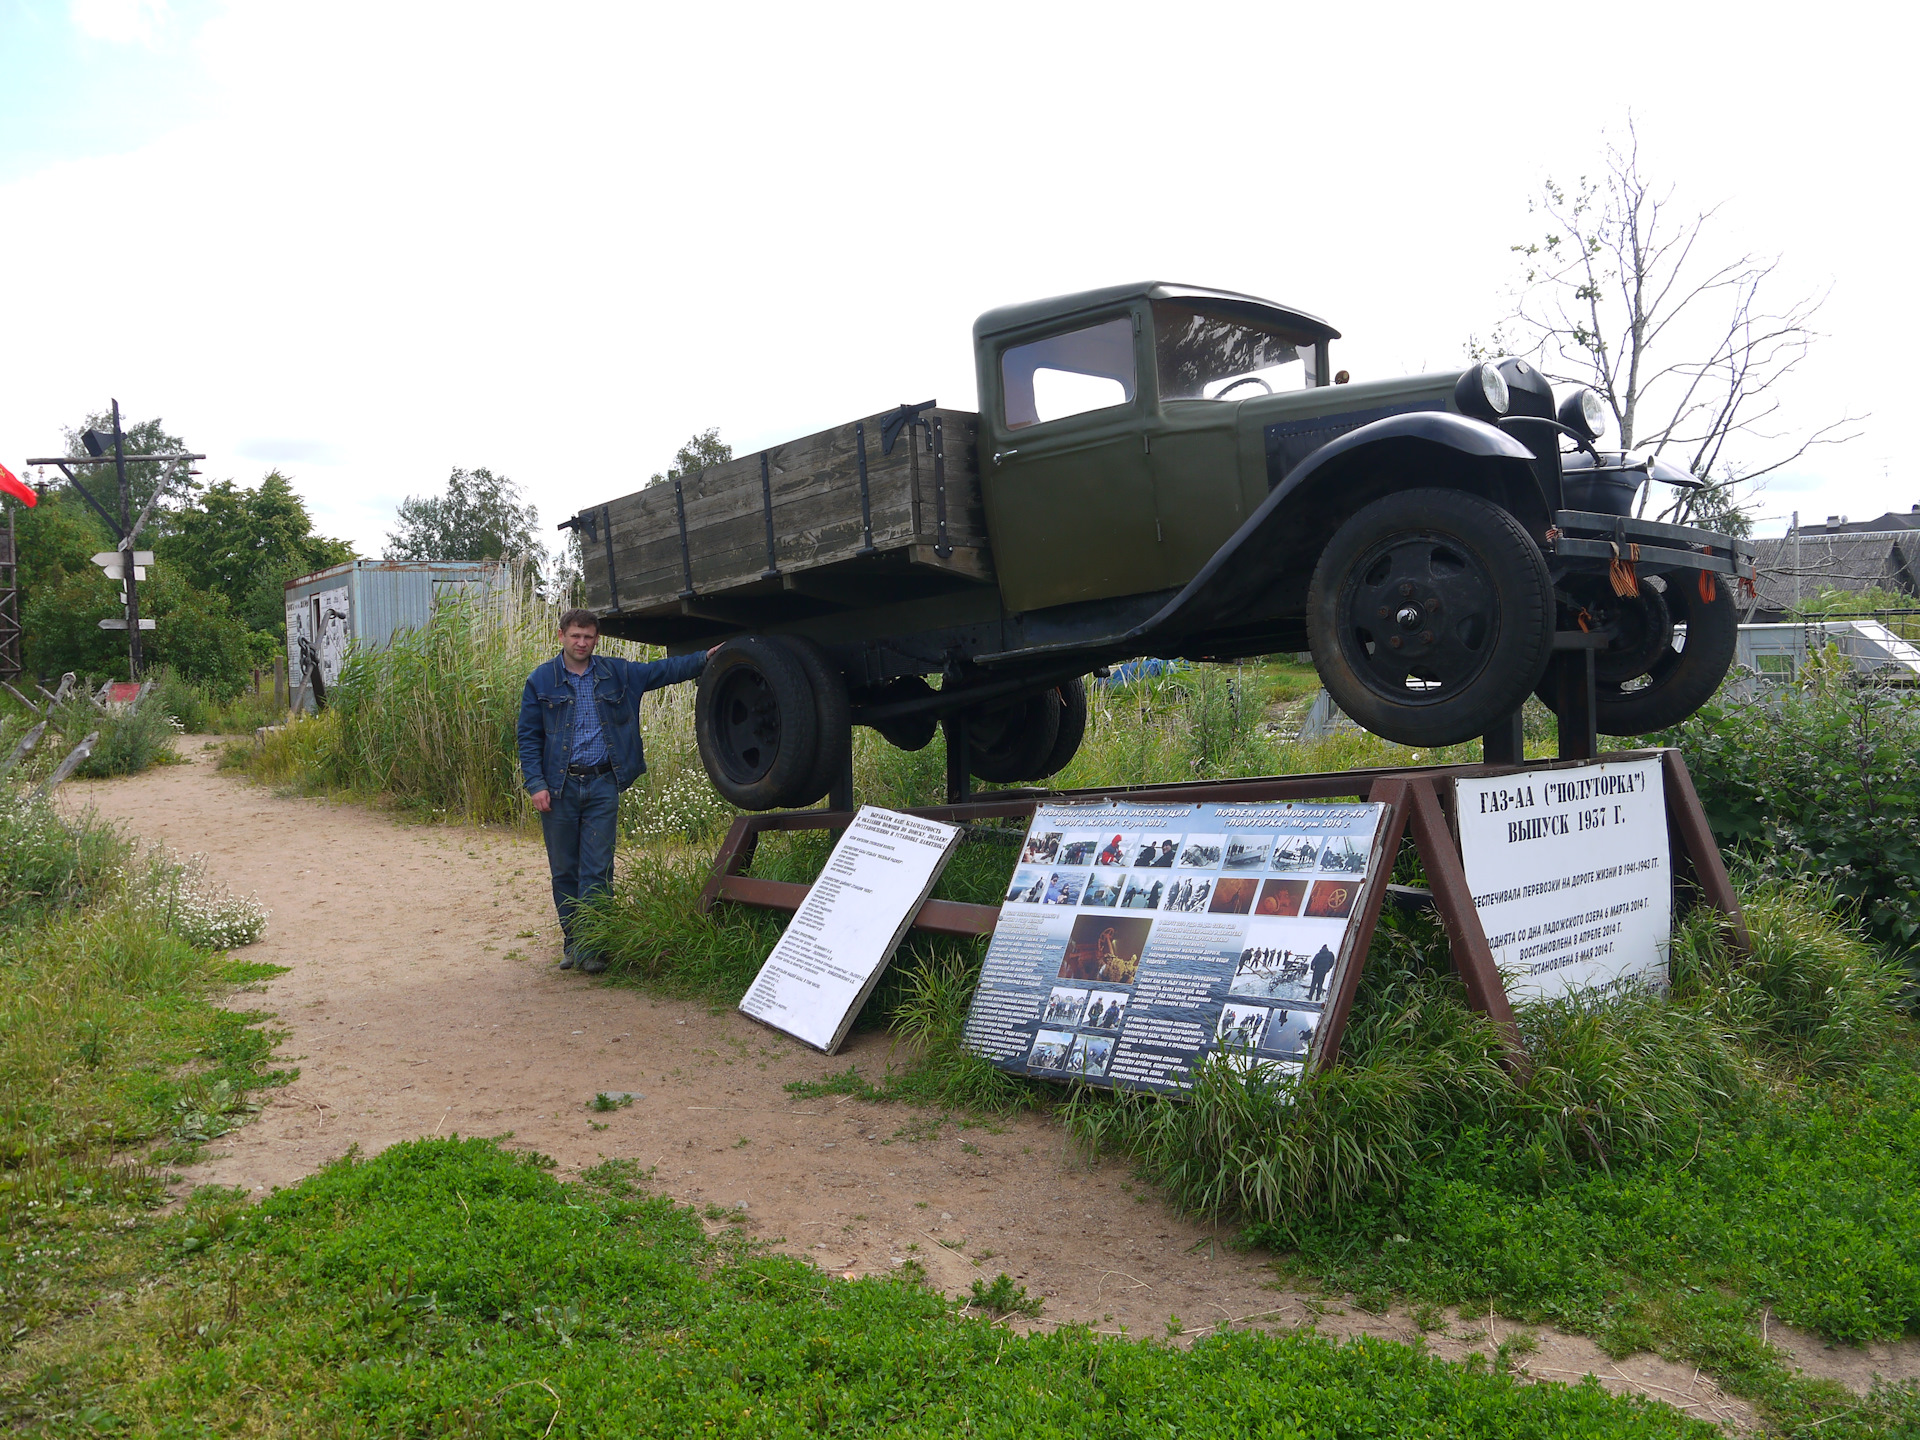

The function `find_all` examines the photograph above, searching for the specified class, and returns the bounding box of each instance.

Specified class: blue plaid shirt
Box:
[564,663,608,767]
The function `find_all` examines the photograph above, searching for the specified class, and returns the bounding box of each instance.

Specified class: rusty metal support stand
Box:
[1481,710,1524,766]
[944,714,971,805]
[1552,646,1598,761]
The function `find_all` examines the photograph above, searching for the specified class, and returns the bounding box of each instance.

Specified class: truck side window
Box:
[1000,317,1137,430]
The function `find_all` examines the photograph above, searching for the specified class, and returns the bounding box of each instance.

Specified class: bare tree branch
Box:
[1489,120,1860,534]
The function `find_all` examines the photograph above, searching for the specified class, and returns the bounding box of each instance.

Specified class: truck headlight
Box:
[1454,362,1510,421]
[1558,387,1609,441]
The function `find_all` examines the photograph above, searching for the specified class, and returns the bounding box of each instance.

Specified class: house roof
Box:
[1747,531,1919,614]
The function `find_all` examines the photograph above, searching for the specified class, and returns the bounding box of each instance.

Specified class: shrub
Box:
[0,796,129,923]
[1669,657,1920,966]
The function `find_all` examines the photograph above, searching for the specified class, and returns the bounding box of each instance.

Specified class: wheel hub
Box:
[712,667,781,783]
[1342,533,1497,703]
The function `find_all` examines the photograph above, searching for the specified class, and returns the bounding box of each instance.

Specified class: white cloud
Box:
[69,0,170,44]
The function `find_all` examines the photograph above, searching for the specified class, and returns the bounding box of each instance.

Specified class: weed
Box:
[968,1272,1044,1319]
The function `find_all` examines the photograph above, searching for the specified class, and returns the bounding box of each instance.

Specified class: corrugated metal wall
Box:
[283,560,507,686]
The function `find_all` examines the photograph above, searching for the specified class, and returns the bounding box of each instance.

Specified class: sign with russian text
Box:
[1453,758,1671,1002]
[740,806,962,1054]
[961,798,1389,1094]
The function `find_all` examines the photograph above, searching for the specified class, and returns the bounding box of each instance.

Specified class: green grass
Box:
[0,1136,1752,1437]
[0,797,289,1346]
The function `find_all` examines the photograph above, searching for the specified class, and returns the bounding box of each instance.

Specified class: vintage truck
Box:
[567,282,1756,810]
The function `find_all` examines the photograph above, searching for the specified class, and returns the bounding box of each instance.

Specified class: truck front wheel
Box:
[695,637,821,810]
[1539,573,1738,736]
[1306,488,1553,748]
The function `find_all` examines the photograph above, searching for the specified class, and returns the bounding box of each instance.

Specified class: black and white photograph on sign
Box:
[1270,836,1321,871]
[1208,877,1259,915]
[1068,1033,1116,1078]
[1215,1002,1271,1052]
[1178,835,1225,868]
[1164,876,1215,913]
[961,798,1389,1097]
[1131,834,1181,867]
[1222,835,1273,869]
[1042,987,1089,1025]
[1057,914,1149,985]
[1261,1006,1322,1058]
[1040,871,1088,906]
[1020,831,1064,865]
[1060,833,1102,866]
[1028,1029,1075,1071]
[1317,837,1370,874]
[1454,758,1673,1002]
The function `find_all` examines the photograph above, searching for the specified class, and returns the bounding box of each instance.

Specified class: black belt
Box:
[566,761,614,777]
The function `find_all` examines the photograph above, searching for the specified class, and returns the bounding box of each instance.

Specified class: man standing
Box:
[517,609,711,974]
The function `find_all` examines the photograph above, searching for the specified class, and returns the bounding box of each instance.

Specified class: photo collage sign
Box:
[960,798,1389,1094]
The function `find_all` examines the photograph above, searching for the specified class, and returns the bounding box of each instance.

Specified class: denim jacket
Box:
[517,651,706,797]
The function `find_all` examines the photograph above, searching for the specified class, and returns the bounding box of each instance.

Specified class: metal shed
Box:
[284,560,506,706]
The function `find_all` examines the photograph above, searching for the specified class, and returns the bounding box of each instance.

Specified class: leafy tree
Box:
[160,470,355,633]
[647,428,731,487]
[1487,123,1859,531]
[53,410,200,531]
[23,568,258,695]
[384,467,541,566]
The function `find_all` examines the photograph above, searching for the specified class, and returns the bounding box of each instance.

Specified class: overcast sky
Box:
[2,0,1911,551]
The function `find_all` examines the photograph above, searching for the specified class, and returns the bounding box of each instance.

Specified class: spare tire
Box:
[948,689,1060,784]
[1540,572,1740,736]
[695,636,820,811]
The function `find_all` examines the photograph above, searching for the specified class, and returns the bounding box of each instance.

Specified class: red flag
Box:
[0,462,35,507]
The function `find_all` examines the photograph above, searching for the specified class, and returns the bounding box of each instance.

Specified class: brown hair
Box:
[558,608,600,634]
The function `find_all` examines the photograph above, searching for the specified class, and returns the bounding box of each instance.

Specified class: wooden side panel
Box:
[583,407,988,615]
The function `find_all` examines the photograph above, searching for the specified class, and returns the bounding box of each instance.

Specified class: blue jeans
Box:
[539,772,619,955]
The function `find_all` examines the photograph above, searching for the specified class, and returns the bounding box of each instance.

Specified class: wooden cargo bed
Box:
[577,405,990,644]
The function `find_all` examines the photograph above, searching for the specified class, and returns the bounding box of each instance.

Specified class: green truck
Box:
[568,282,1755,810]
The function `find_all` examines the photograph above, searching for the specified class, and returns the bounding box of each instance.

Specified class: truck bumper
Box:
[1546,510,1756,582]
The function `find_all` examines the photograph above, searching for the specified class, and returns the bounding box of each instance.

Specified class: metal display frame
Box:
[700,748,1747,1071]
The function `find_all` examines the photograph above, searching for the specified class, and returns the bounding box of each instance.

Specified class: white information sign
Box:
[1455,758,1671,1002]
[739,806,962,1054]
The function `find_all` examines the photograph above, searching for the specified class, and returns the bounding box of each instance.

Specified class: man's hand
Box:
[531,789,552,813]
[706,645,721,659]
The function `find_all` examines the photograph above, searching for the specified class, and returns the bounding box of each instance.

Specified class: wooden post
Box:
[1660,747,1750,953]
[1406,777,1528,1074]
[273,655,287,711]
[1312,777,1410,1066]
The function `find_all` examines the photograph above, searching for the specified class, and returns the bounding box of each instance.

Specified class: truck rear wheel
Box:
[1306,488,1553,748]
[783,637,852,807]
[948,689,1061,784]
[1541,574,1739,735]
[695,637,820,811]
[1038,677,1088,779]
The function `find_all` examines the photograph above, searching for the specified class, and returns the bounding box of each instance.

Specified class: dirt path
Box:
[59,742,1919,1425]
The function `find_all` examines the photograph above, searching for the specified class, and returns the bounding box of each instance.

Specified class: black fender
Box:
[1123,411,1542,647]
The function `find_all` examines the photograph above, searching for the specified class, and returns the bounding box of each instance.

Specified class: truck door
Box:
[981,313,1168,614]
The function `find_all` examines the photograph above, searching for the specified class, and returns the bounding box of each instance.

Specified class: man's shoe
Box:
[559,943,576,971]
[579,956,607,975]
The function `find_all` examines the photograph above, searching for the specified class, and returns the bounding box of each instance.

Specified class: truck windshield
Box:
[1153,302,1320,400]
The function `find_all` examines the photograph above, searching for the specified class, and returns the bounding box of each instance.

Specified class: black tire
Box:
[863,676,939,752]
[782,636,852,807]
[695,636,820,811]
[1540,572,1739,736]
[1037,677,1088,779]
[1306,488,1554,748]
[947,689,1061,784]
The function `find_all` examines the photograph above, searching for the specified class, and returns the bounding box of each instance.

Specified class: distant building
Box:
[1746,506,1920,619]
[284,559,506,707]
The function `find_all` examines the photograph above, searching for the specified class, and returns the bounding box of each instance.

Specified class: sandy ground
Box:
[58,739,1920,1428]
